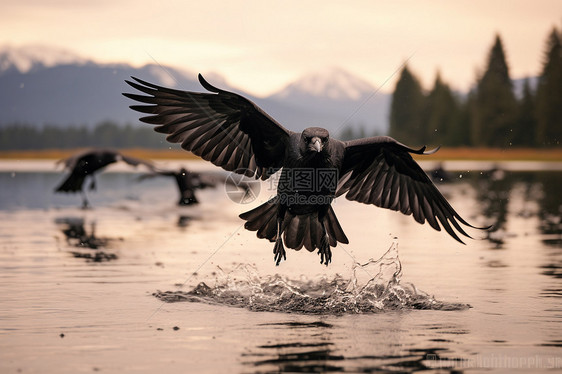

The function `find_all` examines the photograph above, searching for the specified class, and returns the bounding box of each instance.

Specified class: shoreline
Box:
[1,147,561,162]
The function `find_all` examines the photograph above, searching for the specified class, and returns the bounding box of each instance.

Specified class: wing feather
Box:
[124,74,293,179]
[338,136,487,243]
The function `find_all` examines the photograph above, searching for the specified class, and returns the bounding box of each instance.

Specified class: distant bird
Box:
[139,166,258,206]
[54,149,154,208]
[124,75,488,265]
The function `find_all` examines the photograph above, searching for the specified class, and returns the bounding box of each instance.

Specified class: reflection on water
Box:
[56,217,109,249]
[246,322,344,374]
[0,163,561,373]
[537,172,562,247]
[473,168,512,247]
[469,170,562,248]
[55,216,119,262]
[243,321,470,373]
[466,170,562,302]
[177,214,194,228]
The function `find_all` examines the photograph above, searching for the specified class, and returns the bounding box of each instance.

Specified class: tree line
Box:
[0,121,176,150]
[388,28,562,148]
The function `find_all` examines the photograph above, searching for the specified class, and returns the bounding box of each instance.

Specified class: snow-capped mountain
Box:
[272,67,375,101]
[0,44,90,75]
[268,67,390,134]
[0,45,391,135]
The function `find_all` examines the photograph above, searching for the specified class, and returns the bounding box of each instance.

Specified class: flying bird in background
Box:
[138,166,258,206]
[54,149,155,208]
[124,74,488,265]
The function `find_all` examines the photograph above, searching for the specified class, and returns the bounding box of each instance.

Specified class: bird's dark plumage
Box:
[124,76,290,180]
[139,167,257,206]
[55,149,154,208]
[124,74,488,265]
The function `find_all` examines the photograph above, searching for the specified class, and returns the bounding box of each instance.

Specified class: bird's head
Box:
[301,127,330,154]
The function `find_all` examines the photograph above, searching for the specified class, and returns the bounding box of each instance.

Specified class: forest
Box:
[0,122,176,150]
[387,28,562,148]
[1,28,560,150]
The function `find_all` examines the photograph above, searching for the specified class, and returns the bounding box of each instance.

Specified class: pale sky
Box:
[1,0,561,96]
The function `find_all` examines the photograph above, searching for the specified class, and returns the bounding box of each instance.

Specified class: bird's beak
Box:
[311,137,322,152]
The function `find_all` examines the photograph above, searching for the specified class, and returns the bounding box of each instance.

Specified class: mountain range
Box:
[0,45,390,136]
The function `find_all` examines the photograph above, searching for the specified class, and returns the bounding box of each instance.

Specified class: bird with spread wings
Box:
[138,166,258,206]
[55,149,155,208]
[124,74,488,265]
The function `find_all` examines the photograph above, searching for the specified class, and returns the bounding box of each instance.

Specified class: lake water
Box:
[0,159,561,373]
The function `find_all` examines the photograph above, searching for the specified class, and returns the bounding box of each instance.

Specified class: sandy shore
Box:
[1,147,562,162]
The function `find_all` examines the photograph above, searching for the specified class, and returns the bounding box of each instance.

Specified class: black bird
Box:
[55,149,154,208]
[139,167,258,206]
[124,75,487,265]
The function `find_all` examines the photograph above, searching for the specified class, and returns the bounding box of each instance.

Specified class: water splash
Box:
[154,243,470,314]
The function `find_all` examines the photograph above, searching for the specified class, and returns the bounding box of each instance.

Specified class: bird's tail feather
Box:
[239,200,349,251]
[325,206,349,246]
[239,198,279,242]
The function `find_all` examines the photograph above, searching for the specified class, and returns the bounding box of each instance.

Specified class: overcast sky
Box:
[1,0,561,96]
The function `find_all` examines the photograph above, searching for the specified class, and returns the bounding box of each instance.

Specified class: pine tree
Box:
[455,91,475,147]
[536,27,562,147]
[389,65,425,145]
[471,35,518,147]
[423,72,460,146]
[512,78,537,147]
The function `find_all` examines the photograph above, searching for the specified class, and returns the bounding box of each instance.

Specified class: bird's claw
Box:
[318,236,331,266]
[273,238,286,266]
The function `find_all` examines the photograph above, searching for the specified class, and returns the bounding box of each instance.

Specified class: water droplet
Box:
[152,243,469,314]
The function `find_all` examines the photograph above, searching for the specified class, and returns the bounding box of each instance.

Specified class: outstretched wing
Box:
[123,74,293,180]
[337,136,486,243]
[117,152,155,170]
[56,149,95,170]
